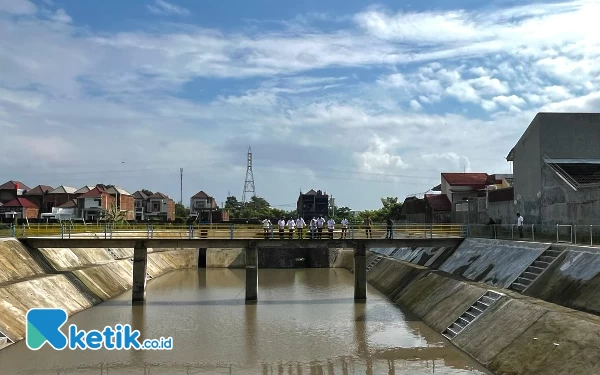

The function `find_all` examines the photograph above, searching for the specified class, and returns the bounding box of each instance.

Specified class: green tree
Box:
[225,196,242,217]
[175,203,189,218]
[102,204,127,223]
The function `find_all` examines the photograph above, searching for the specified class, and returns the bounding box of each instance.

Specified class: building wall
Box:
[167,199,175,221]
[120,195,135,220]
[47,194,75,209]
[512,115,542,223]
[539,113,600,159]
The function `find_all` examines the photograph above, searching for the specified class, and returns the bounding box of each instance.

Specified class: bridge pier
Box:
[246,242,258,302]
[132,241,148,302]
[354,243,367,300]
[198,248,207,268]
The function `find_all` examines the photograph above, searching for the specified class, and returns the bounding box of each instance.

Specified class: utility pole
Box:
[180,168,183,205]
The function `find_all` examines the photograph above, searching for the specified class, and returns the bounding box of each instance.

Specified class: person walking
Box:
[316,216,325,239]
[385,217,393,239]
[487,217,497,239]
[327,217,335,239]
[262,217,272,239]
[277,217,286,239]
[310,217,317,239]
[296,216,306,239]
[340,217,349,239]
[364,216,372,238]
[517,213,524,239]
[287,217,296,239]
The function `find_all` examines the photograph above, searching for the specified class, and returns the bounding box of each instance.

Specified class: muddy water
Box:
[0,268,491,374]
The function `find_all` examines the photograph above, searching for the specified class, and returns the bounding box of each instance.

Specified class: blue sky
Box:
[1,0,599,210]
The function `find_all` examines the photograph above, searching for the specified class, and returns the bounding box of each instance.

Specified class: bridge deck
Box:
[20,238,464,249]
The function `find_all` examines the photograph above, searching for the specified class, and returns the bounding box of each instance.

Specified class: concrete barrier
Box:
[0,238,45,284]
[438,238,550,288]
[365,251,600,375]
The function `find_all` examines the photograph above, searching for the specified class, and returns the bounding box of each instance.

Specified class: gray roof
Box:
[49,185,77,194]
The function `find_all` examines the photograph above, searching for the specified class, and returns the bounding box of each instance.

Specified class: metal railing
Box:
[0,222,466,240]
[2,222,599,246]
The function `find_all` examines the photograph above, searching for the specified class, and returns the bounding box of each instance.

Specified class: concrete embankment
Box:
[0,238,198,348]
[357,252,600,374]
[205,247,349,268]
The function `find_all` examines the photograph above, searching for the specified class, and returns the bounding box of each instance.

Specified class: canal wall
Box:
[206,248,348,268]
[0,238,198,348]
[359,255,600,375]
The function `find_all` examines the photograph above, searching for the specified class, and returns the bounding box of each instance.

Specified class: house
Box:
[424,194,452,223]
[132,190,151,221]
[189,191,228,223]
[101,185,135,220]
[297,189,329,220]
[24,185,54,215]
[504,112,600,225]
[0,197,39,219]
[77,187,115,222]
[146,192,175,221]
[0,181,30,204]
[46,185,78,211]
[74,185,95,195]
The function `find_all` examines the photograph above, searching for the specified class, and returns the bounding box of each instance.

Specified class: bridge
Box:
[21,238,463,303]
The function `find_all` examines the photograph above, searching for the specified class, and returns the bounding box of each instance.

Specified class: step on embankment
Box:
[361,254,600,375]
[0,238,199,348]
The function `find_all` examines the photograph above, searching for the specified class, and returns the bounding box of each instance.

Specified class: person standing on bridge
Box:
[286,217,296,239]
[296,216,306,239]
[364,216,372,238]
[385,217,394,239]
[517,213,524,238]
[316,216,325,239]
[340,217,349,239]
[309,217,317,239]
[278,217,286,239]
[262,218,272,239]
[327,217,335,239]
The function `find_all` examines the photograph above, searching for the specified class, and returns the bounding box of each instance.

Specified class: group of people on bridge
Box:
[261,216,394,240]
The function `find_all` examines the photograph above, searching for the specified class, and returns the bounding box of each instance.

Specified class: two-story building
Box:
[297,189,329,220]
[146,192,175,221]
[24,185,54,215]
[189,191,228,223]
[132,190,151,221]
[77,187,114,222]
[45,185,78,211]
[0,197,39,219]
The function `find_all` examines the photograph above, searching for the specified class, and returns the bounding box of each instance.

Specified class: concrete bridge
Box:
[21,238,463,303]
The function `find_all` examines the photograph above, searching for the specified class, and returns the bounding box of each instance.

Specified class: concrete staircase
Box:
[509,248,563,293]
[442,291,503,340]
[0,330,12,350]
[366,256,383,273]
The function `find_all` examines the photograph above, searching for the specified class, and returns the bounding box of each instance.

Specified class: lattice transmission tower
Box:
[242,147,256,204]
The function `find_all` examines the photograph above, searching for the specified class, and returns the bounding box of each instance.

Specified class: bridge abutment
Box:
[354,243,367,300]
[132,241,148,302]
[246,243,258,302]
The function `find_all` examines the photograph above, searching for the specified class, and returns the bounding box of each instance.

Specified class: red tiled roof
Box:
[0,181,30,190]
[78,187,105,198]
[3,197,38,208]
[442,173,489,187]
[192,191,211,199]
[425,194,451,211]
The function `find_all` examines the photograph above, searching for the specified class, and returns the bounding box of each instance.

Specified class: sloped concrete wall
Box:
[438,238,549,288]
[364,253,600,375]
[0,239,198,348]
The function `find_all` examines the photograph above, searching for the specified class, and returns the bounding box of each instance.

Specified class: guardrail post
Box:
[230,223,234,239]
[11,224,15,237]
[188,225,192,239]
[350,223,355,240]
[21,224,25,237]
[511,224,514,240]
[60,223,64,239]
[574,224,577,244]
[270,226,274,240]
[104,223,107,239]
[591,225,594,246]
[556,224,559,243]
[430,224,433,239]
[571,225,574,244]
[532,224,535,242]
[68,222,72,239]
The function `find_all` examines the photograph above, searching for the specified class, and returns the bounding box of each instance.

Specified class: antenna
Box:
[242,146,256,204]
[180,168,183,205]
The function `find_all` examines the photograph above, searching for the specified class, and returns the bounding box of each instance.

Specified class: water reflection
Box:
[0,268,490,375]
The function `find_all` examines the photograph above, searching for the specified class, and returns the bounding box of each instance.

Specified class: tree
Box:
[225,196,242,217]
[175,203,189,218]
[102,204,127,224]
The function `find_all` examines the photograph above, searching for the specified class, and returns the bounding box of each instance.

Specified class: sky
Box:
[1,0,599,210]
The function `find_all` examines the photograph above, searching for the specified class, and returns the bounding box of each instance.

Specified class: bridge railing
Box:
[2,222,467,240]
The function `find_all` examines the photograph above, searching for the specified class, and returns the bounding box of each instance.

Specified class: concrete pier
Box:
[245,243,258,302]
[132,241,148,302]
[354,244,366,300]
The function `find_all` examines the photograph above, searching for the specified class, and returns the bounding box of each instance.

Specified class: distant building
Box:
[24,185,54,215]
[77,185,135,221]
[297,189,329,219]
[46,185,78,211]
[132,190,151,221]
[146,192,175,221]
[0,197,39,219]
[0,181,29,204]
[189,191,228,223]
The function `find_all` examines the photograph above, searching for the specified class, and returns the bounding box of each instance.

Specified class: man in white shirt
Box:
[286,217,296,239]
[296,217,306,239]
[277,217,286,239]
[517,213,524,238]
[340,218,349,239]
[262,218,272,239]
[309,217,317,239]
[327,217,335,239]
[316,216,325,239]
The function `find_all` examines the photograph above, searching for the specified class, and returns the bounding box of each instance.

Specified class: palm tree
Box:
[101,204,128,232]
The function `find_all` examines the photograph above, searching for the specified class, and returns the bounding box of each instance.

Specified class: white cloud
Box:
[446,81,480,103]
[493,95,526,108]
[51,9,71,23]
[377,73,409,88]
[147,0,190,16]
[356,135,409,175]
[422,152,472,173]
[0,0,37,15]
[410,99,422,111]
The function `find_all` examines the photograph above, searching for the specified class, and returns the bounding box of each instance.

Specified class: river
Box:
[0,268,491,374]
